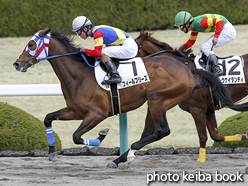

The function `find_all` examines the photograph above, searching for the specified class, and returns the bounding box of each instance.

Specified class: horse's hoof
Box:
[107,162,118,168]
[196,158,205,162]
[49,151,59,161]
[127,156,136,164]
[99,128,109,136]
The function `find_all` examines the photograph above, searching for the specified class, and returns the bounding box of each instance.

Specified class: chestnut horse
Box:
[14,28,248,168]
[134,30,248,162]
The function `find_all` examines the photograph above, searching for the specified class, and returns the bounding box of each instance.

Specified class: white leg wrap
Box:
[127,149,137,164]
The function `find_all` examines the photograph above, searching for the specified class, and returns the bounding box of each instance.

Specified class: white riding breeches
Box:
[199,21,236,56]
[102,37,138,59]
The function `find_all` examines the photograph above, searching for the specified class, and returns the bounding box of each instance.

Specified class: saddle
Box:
[99,57,132,73]
[197,54,234,73]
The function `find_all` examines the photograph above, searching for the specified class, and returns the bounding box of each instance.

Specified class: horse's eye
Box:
[28,43,33,48]
[28,40,36,51]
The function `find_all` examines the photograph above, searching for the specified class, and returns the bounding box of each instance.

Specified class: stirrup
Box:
[105,77,122,84]
[214,70,225,77]
[104,73,122,84]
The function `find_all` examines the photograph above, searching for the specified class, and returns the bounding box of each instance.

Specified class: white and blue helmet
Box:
[72,16,92,31]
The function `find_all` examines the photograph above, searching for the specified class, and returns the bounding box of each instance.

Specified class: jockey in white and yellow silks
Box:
[72,16,138,84]
[174,11,236,77]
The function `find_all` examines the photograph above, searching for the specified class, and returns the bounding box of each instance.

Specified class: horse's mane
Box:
[51,31,94,62]
[142,31,195,58]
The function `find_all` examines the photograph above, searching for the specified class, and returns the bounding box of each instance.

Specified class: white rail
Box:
[0,84,62,96]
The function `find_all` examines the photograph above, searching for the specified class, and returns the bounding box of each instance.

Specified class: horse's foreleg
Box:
[188,107,208,162]
[72,111,107,146]
[44,107,83,160]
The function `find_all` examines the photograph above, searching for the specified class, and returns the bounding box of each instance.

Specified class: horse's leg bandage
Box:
[197,148,206,162]
[46,126,56,146]
[224,134,242,142]
[83,139,100,146]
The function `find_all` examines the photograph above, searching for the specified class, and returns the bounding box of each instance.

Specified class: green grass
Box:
[1,25,248,150]
[0,102,61,151]
[213,112,248,148]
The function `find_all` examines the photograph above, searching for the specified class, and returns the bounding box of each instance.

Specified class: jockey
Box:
[72,16,138,84]
[174,11,236,77]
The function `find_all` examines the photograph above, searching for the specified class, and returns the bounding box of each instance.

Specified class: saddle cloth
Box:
[194,55,245,84]
[95,57,150,91]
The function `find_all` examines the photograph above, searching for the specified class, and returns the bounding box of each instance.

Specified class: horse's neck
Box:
[241,53,248,62]
[48,38,92,87]
[51,58,89,85]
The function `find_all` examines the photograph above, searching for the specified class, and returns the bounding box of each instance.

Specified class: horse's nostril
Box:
[13,62,19,67]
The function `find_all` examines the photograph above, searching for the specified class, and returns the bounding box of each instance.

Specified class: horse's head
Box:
[135,29,195,66]
[135,30,153,57]
[13,27,51,72]
[135,29,174,57]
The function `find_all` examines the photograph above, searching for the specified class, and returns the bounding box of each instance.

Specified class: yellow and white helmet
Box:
[72,16,92,31]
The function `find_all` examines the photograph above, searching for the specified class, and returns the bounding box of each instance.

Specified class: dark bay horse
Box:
[13,27,248,168]
[135,29,248,162]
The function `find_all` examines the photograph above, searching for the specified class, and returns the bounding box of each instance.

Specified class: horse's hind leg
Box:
[130,109,170,150]
[193,109,247,162]
[206,111,247,146]
[108,107,155,168]
[108,107,170,168]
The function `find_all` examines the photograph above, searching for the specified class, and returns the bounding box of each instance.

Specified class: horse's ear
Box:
[140,29,144,35]
[39,27,51,37]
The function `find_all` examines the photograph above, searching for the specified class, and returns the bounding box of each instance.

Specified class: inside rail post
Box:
[119,113,128,155]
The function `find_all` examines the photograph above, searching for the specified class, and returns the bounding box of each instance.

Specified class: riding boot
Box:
[208,54,225,77]
[104,60,122,84]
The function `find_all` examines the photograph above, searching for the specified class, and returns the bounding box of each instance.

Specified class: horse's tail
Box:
[191,69,248,111]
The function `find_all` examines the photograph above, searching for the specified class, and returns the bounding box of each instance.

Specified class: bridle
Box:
[134,38,146,57]
[24,32,101,68]
[135,37,169,58]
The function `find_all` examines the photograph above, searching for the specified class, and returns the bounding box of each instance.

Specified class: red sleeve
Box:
[214,19,223,38]
[181,31,198,48]
[84,31,103,57]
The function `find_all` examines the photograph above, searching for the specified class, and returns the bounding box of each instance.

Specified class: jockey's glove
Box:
[77,48,85,54]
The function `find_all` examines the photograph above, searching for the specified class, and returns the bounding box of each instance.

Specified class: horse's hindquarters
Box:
[144,56,195,110]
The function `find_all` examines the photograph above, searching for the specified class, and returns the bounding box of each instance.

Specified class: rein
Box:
[29,34,101,68]
[175,49,194,62]
[144,50,173,58]
[135,36,194,64]
[39,52,101,67]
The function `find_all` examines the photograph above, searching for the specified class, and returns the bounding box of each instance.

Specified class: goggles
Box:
[179,25,185,31]
[76,27,84,36]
